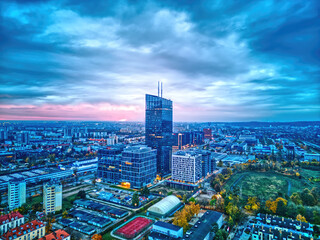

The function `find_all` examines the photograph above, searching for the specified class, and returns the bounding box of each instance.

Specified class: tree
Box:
[132,193,139,207]
[62,210,69,218]
[215,229,228,240]
[140,186,150,196]
[92,178,97,186]
[182,194,187,203]
[217,160,223,167]
[91,234,102,240]
[276,199,287,216]
[300,189,317,206]
[296,214,307,223]
[77,190,86,199]
[290,193,303,205]
[266,198,287,214]
[245,197,260,212]
[189,197,196,203]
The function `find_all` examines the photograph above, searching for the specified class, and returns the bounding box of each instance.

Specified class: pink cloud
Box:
[0,103,144,121]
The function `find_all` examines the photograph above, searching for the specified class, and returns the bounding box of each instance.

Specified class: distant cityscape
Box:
[0,86,319,240]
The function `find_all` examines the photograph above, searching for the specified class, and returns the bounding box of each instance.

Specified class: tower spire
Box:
[161,82,163,98]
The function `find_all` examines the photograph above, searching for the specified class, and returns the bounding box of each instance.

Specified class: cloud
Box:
[0,0,319,121]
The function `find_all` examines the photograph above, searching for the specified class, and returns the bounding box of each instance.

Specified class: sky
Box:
[1,0,319,122]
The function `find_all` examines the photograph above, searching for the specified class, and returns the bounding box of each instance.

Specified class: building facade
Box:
[97,146,124,184]
[145,94,173,176]
[0,212,24,235]
[8,180,26,210]
[121,145,157,188]
[172,151,202,183]
[43,182,62,214]
[1,220,45,240]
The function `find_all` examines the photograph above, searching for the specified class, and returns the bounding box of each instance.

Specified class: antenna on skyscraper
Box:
[161,82,163,97]
[158,81,160,97]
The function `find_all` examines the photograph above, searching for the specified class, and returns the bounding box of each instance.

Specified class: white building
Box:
[8,180,26,210]
[149,221,183,239]
[172,151,202,184]
[43,182,62,214]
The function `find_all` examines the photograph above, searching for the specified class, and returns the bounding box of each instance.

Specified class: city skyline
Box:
[1,0,319,122]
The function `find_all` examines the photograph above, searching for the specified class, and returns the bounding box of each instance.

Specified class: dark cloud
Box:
[0,0,319,121]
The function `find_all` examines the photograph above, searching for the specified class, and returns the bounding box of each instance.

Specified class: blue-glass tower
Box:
[145,87,173,176]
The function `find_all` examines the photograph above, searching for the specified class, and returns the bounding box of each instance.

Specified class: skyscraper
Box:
[145,83,173,176]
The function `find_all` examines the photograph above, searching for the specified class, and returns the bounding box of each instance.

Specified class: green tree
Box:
[132,193,139,207]
[77,190,86,199]
[215,229,228,240]
[290,192,303,205]
[182,194,187,203]
[140,186,150,196]
[217,160,223,167]
[301,189,317,206]
[276,199,287,216]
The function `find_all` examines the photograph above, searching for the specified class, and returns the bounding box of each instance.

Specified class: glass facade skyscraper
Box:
[145,94,173,175]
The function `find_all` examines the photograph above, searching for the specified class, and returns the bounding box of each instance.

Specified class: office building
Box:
[8,180,26,210]
[121,145,157,188]
[145,83,173,176]
[172,151,202,184]
[0,212,24,235]
[203,128,212,140]
[1,220,45,240]
[98,155,122,184]
[97,146,125,184]
[43,181,62,214]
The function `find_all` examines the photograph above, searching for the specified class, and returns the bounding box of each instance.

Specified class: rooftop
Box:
[0,212,24,225]
[1,220,44,240]
[40,229,70,240]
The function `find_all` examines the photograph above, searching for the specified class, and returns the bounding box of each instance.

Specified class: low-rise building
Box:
[1,220,45,240]
[40,229,70,240]
[184,211,223,240]
[149,221,183,240]
[0,212,24,235]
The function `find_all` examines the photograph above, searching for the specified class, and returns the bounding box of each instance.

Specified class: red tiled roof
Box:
[1,220,44,240]
[0,212,23,225]
[40,229,70,240]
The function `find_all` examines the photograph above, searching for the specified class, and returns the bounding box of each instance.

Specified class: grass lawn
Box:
[225,171,309,200]
[62,193,79,211]
[102,232,115,240]
[300,168,320,179]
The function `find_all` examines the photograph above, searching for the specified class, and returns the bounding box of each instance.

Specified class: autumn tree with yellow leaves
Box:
[265,197,287,214]
[244,197,260,212]
[296,214,307,223]
[173,202,200,231]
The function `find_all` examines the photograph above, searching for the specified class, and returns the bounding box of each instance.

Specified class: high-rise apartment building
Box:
[121,145,157,188]
[8,180,26,210]
[172,151,202,183]
[43,182,62,214]
[145,83,173,176]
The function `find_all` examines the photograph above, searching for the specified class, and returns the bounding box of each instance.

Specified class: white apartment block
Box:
[172,151,202,183]
[43,182,62,214]
[8,180,26,210]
